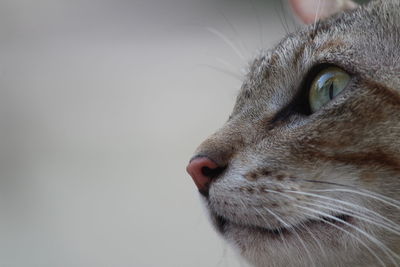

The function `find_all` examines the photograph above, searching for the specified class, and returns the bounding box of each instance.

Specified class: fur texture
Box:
[190,0,400,266]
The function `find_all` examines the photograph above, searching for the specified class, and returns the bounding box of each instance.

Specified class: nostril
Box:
[186,156,226,197]
[202,166,225,179]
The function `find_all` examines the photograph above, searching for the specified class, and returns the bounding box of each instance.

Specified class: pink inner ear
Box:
[289,0,315,24]
[289,0,346,24]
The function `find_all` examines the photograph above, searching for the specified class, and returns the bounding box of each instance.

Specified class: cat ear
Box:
[289,0,358,24]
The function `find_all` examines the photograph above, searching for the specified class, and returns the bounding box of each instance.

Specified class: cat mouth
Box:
[213,212,352,238]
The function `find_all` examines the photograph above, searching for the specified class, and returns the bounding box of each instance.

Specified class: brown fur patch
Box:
[244,169,274,182]
[292,43,307,67]
[268,53,280,68]
[308,149,400,173]
[360,171,376,182]
[363,79,400,106]
[263,53,280,80]
[316,39,345,53]
[245,172,259,181]
[276,174,285,181]
[305,132,355,150]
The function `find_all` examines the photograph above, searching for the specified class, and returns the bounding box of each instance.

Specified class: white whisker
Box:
[300,209,388,267]
[264,207,316,267]
[207,27,247,61]
[314,0,322,30]
[273,1,289,34]
[262,188,297,200]
[285,190,400,228]
[255,205,291,255]
[217,10,250,56]
[300,199,400,235]
[195,63,243,81]
[309,188,400,210]
[295,204,400,266]
[215,57,238,70]
[310,198,400,231]
[304,226,328,259]
[248,0,264,48]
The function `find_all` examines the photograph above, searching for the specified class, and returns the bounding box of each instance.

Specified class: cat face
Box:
[187,1,400,266]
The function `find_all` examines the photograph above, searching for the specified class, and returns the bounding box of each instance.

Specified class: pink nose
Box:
[186,156,222,197]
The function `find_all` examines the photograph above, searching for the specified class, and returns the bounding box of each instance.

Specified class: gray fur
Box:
[190,0,400,266]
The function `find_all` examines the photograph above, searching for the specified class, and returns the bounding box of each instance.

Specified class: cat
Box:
[186,0,400,266]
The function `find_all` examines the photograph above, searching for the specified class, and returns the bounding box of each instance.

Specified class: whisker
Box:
[251,206,290,263]
[262,188,297,200]
[300,209,388,267]
[263,186,400,234]
[283,0,298,33]
[217,10,250,58]
[297,199,400,236]
[273,0,289,34]
[311,198,400,230]
[195,63,243,81]
[313,0,322,31]
[215,57,238,70]
[248,0,264,48]
[279,0,292,33]
[207,27,247,61]
[295,204,400,266]
[285,190,400,231]
[297,178,355,188]
[304,226,328,259]
[261,188,400,265]
[255,184,400,231]
[292,229,316,267]
[234,180,400,232]
[264,207,316,267]
[219,183,400,232]
[309,188,400,210]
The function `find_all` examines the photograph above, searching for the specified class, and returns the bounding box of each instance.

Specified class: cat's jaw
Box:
[203,190,381,267]
[210,208,353,239]
[218,215,362,267]
[200,179,361,266]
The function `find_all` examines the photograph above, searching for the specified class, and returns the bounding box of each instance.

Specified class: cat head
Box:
[187,0,400,266]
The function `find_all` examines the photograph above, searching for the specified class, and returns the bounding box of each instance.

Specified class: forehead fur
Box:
[233,0,400,117]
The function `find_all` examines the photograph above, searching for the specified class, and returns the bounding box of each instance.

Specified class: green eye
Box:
[309,66,350,113]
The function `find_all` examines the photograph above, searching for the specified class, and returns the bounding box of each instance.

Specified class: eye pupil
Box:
[308,66,350,113]
[328,82,334,100]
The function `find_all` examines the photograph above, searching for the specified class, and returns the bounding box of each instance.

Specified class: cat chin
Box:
[207,211,379,266]
[219,214,349,232]
[209,210,353,241]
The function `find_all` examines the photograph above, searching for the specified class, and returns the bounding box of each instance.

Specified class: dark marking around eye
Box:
[266,64,342,129]
[267,84,311,127]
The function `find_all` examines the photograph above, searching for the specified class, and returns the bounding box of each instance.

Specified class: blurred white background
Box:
[0,0,288,266]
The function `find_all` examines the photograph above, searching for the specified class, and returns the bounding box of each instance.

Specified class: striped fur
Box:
[190,1,400,266]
